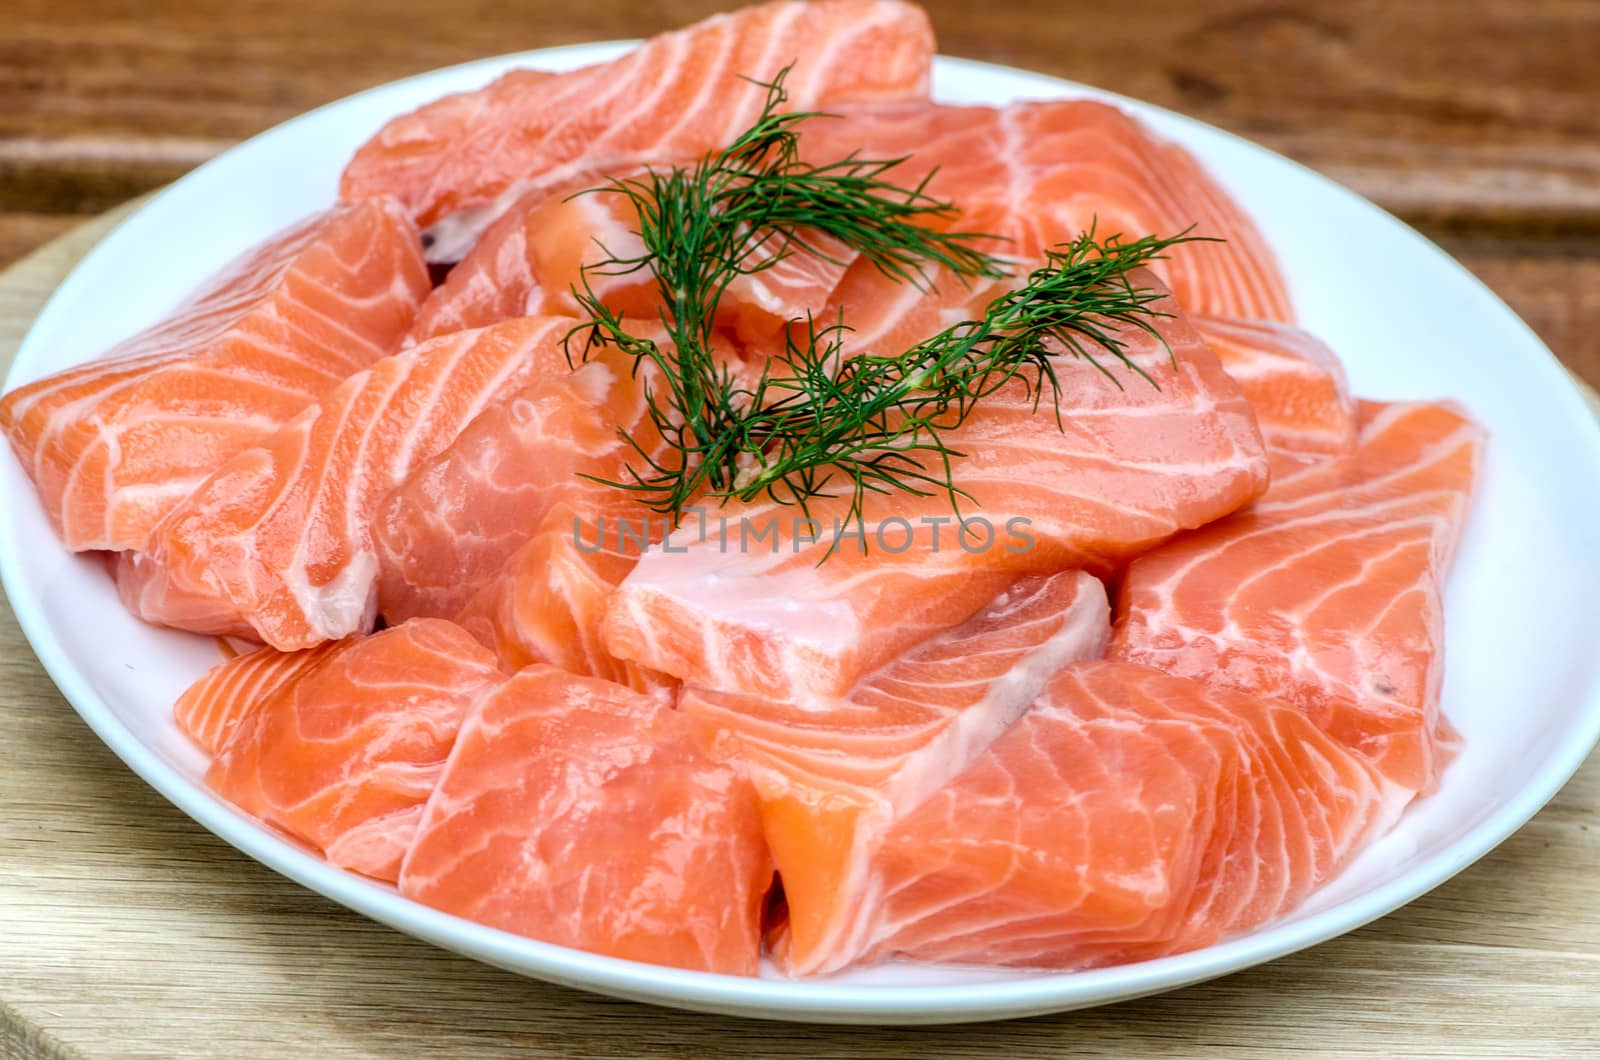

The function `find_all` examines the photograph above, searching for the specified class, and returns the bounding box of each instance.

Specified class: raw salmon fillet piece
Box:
[681,570,1110,974]
[1192,314,1356,464]
[207,619,503,881]
[175,639,343,755]
[790,98,1294,343]
[406,181,856,347]
[116,550,258,639]
[856,660,1392,970]
[382,330,726,693]
[142,316,577,650]
[0,198,429,551]
[341,0,935,260]
[1111,401,1485,793]
[455,497,678,700]
[605,276,1269,701]
[402,186,611,344]
[371,320,759,629]
[371,348,661,624]
[399,664,772,974]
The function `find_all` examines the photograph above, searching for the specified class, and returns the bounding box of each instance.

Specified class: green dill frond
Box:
[717,227,1206,525]
[564,65,1007,519]
[564,66,1208,541]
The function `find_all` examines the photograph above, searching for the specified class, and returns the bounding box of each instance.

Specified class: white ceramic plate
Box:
[4,45,1600,1025]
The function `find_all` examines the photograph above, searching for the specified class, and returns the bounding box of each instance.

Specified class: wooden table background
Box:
[5,0,1598,388]
[3,1,1599,1056]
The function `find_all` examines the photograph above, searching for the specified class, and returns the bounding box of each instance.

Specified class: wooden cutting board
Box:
[2,204,1597,1060]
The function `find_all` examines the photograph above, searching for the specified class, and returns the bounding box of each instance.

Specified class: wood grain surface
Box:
[4,0,1599,386]
[3,207,1600,1060]
[6,0,1597,221]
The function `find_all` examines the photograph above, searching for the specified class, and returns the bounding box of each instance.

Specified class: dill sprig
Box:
[568,66,1008,516]
[716,227,1201,527]
[568,68,1205,533]
[591,225,1202,528]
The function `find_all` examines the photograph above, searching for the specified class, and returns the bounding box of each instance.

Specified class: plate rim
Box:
[4,45,1600,1025]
